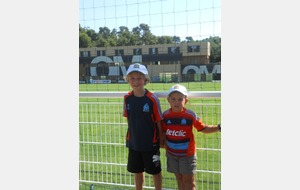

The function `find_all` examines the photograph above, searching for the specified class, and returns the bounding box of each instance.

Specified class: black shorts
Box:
[127,148,162,175]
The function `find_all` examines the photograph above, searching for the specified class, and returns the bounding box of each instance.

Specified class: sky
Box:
[79,0,221,40]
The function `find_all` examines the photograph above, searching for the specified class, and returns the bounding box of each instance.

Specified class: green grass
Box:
[79,82,221,190]
[79,81,221,92]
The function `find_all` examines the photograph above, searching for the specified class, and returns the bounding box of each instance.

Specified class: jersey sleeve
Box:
[185,109,205,131]
[123,94,128,118]
[150,93,163,122]
[193,115,206,131]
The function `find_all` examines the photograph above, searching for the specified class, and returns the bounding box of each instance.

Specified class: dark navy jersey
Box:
[123,89,163,151]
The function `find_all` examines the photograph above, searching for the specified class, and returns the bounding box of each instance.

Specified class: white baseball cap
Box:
[126,63,148,75]
[168,84,188,97]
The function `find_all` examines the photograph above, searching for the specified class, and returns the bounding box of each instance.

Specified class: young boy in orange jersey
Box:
[123,63,164,190]
[162,84,221,190]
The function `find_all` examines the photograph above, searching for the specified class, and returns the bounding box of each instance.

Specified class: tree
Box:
[79,32,92,48]
[117,26,131,46]
[79,24,85,33]
[132,26,141,36]
[185,36,194,42]
[143,33,158,45]
[109,29,118,46]
[118,26,129,33]
[95,36,108,47]
[85,28,98,41]
[107,38,117,47]
[202,36,221,63]
[157,36,173,44]
[172,36,181,44]
[131,26,142,45]
[139,23,152,45]
[99,27,111,39]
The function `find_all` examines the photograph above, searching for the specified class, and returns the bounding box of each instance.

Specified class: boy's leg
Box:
[174,173,185,190]
[177,155,197,190]
[153,172,162,190]
[127,149,145,189]
[182,174,196,190]
[134,172,144,190]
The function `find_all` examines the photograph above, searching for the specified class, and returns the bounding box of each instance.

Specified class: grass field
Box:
[79,81,221,92]
[79,81,221,190]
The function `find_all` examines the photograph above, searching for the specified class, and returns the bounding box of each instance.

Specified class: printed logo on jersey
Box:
[167,120,172,124]
[126,104,131,110]
[166,129,186,137]
[143,103,149,112]
[181,119,187,125]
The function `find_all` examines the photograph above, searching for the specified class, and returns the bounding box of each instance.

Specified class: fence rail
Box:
[79,92,221,190]
[79,91,221,98]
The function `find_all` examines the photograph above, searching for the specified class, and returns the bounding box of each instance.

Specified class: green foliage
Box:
[158,36,173,44]
[202,36,221,63]
[185,36,194,42]
[79,32,92,48]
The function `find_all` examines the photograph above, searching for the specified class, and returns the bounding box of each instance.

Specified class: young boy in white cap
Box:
[123,63,164,190]
[162,84,221,190]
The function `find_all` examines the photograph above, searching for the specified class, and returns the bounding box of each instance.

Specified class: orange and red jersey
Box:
[123,89,163,151]
[162,107,206,157]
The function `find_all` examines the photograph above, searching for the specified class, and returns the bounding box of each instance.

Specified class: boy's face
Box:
[167,92,187,113]
[128,72,146,89]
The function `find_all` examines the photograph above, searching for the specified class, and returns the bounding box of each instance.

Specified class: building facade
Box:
[79,41,221,83]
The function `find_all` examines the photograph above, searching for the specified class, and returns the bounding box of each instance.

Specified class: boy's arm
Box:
[157,121,165,148]
[200,124,221,134]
